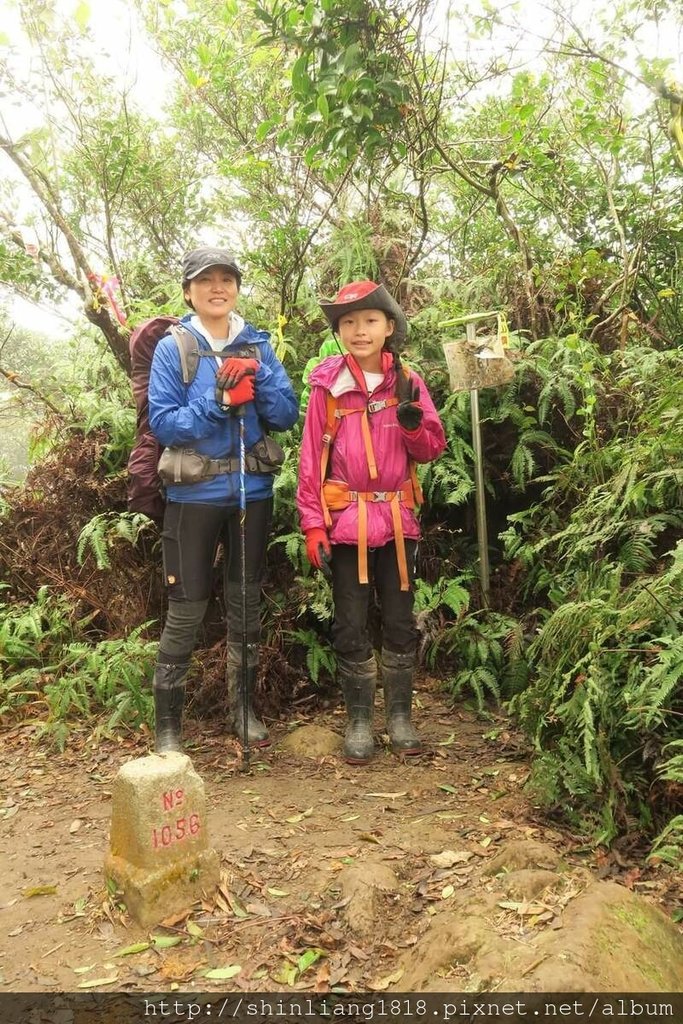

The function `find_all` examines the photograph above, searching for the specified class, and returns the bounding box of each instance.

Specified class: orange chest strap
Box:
[320,392,398,525]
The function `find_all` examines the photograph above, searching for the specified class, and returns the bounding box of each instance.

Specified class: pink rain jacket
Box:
[297,352,447,548]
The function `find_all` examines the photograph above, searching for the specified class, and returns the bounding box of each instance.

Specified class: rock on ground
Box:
[278,724,342,757]
[401,841,683,992]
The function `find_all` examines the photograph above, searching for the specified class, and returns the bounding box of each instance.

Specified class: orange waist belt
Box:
[322,478,417,591]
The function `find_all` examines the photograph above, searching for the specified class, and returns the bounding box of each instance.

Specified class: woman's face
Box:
[183,266,239,326]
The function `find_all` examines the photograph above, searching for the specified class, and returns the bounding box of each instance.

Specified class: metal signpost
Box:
[440,311,516,608]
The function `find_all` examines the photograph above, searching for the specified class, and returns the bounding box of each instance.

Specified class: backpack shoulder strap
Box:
[395,359,423,505]
[169,324,203,385]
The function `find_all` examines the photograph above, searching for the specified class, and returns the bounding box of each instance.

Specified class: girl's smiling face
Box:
[337,308,394,372]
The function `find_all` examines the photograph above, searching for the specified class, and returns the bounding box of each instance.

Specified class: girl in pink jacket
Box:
[297,281,446,764]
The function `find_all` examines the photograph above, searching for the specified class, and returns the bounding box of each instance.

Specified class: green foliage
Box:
[40,626,156,748]
[0,586,76,703]
[0,586,156,747]
[511,547,683,842]
[414,575,470,620]
[422,391,474,508]
[254,0,414,172]
[285,628,336,685]
[77,512,156,570]
[442,612,529,713]
[648,816,683,872]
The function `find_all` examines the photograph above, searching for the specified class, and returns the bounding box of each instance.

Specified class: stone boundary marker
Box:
[105,752,219,927]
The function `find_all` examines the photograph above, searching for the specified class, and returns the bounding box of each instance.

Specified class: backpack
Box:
[126,317,279,519]
[127,317,200,519]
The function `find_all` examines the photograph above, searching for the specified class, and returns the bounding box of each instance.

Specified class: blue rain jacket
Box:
[148,315,298,505]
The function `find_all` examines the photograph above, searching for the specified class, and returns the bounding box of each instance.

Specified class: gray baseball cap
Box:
[181,247,242,286]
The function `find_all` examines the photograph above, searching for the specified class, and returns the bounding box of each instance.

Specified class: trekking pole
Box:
[466,319,490,609]
[236,402,251,773]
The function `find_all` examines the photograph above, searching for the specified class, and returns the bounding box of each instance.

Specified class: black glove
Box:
[396,378,423,431]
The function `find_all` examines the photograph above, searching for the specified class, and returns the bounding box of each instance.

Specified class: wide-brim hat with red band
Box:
[319,280,407,351]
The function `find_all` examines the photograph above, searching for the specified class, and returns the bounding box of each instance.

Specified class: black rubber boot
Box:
[338,655,377,764]
[153,661,189,753]
[226,643,270,747]
[382,648,423,756]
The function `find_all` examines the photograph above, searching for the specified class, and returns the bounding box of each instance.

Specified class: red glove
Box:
[217,357,259,390]
[217,373,255,408]
[305,528,332,573]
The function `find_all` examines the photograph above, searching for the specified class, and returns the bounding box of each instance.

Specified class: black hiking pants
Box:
[157,498,272,664]
[330,541,419,663]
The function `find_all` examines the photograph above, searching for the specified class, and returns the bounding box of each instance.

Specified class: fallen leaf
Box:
[365,792,407,799]
[367,967,404,991]
[441,885,455,899]
[271,961,298,986]
[314,960,331,993]
[203,966,241,980]
[429,850,474,868]
[480,836,493,848]
[115,942,150,957]
[73,965,96,975]
[159,909,191,928]
[285,807,314,823]
[358,833,382,844]
[226,892,248,918]
[497,900,548,916]
[77,976,119,988]
[297,948,325,973]
[23,885,57,898]
[151,936,183,949]
[69,819,82,834]
[437,784,457,794]
[267,887,289,897]
[244,900,272,918]
[530,911,555,924]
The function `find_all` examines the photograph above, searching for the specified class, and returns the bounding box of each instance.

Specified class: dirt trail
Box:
[0,680,679,994]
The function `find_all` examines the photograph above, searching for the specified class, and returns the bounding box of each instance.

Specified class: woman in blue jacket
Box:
[149,247,298,753]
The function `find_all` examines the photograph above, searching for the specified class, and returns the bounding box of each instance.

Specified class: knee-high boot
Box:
[338,655,377,764]
[226,642,270,747]
[153,661,189,753]
[381,648,423,755]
